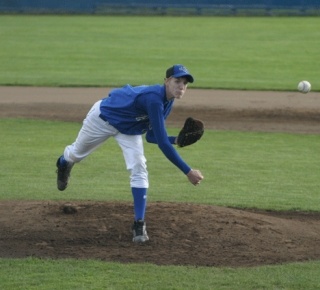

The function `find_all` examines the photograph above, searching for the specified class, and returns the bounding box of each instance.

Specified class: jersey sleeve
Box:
[146,100,191,175]
[146,129,176,145]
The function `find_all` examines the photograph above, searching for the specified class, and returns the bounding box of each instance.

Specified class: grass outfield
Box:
[0,15,319,90]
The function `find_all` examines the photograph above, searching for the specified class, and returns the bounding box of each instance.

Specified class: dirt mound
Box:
[1,201,320,267]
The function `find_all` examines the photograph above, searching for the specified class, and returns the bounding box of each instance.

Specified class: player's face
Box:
[165,77,188,101]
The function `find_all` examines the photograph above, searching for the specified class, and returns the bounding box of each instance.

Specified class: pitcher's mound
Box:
[1,200,319,267]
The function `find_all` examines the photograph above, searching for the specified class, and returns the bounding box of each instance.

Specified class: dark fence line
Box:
[0,0,319,16]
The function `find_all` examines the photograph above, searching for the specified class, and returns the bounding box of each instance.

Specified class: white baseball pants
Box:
[63,100,149,188]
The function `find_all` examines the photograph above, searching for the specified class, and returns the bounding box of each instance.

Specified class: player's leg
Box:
[56,100,117,191]
[115,133,149,243]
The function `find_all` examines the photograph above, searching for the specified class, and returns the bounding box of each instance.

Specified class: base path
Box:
[1,86,320,133]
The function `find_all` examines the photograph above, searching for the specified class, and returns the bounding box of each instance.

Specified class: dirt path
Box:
[0,86,319,267]
[1,86,320,133]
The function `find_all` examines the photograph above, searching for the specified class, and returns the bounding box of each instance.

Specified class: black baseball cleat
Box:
[132,220,149,243]
[56,156,74,191]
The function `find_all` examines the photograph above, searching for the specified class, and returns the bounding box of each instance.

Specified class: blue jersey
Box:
[99,84,191,174]
[100,84,172,135]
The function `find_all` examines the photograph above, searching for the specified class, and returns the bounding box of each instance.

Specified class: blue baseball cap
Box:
[166,64,194,83]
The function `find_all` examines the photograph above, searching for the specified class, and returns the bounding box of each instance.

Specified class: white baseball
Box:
[297,80,311,94]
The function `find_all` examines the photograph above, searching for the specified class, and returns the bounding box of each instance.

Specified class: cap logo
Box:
[178,66,189,73]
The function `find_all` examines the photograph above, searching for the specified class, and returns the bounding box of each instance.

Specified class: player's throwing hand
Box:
[187,169,204,185]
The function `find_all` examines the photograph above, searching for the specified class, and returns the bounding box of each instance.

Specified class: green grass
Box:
[1,118,319,211]
[0,15,319,90]
[1,258,320,290]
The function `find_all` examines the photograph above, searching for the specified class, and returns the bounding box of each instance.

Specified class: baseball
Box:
[297,80,311,94]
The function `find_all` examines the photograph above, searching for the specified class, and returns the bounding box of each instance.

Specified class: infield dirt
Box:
[0,86,319,267]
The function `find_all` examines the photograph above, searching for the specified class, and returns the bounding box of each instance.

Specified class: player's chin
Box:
[174,92,184,99]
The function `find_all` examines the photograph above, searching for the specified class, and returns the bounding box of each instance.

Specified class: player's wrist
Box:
[186,169,193,176]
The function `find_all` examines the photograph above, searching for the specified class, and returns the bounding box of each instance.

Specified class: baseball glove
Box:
[177,117,204,147]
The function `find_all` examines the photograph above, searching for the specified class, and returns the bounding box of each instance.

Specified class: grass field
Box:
[1,258,320,290]
[1,15,320,289]
[0,15,319,90]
